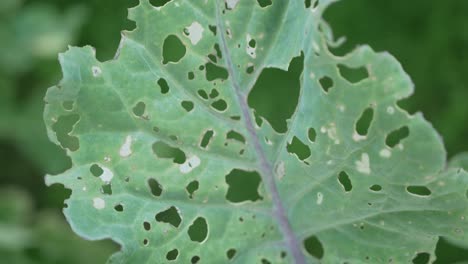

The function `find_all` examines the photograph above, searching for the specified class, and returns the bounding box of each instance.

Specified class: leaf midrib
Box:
[214,1,307,263]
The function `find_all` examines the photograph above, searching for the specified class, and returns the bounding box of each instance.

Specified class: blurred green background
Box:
[0,0,466,263]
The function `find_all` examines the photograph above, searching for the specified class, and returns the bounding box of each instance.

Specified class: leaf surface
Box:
[45,0,468,263]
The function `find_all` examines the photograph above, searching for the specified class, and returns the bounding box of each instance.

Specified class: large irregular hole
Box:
[407,186,431,197]
[52,114,80,151]
[412,252,430,264]
[155,206,182,228]
[225,169,263,203]
[187,217,208,243]
[286,136,311,162]
[200,130,214,148]
[166,249,179,261]
[338,171,352,192]
[205,62,228,81]
[435,237,468,263]
[148,178,162,197]
[338,64,369,83]
[319,76,334,93]
[186,180,199,199]
[152,141,186,164]
[248,54,303,133]
[158,78,170,94]
[356,107,374,136]
[257,0,272,7]
[163,35,186,64]
[304,235,324,260]
[149,0,172,7]
[386,126,410,148]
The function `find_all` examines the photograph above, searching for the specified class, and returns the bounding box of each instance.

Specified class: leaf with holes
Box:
[44,0,468,263]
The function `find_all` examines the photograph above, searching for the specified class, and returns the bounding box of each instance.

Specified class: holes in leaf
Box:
[143,221,151,231]
[52,114,80,151]
[226,130,245,144]
[304,235,324,260]
[214,43,222,59]
[257,0,272,8]
[166,249,179,261]
[152,142,186,164]
[225,169,263,203]
[305,0,312,8]
[62,101,74,111]
[208,25,217,35]
[114,204,124,212]
[181,100,194,112]
[162,35,186,64]
[412,252,430,264]
[248,54,303,133]
[205,62,228,81]
[148,178,162,197]
[287,136,311,162]
[143,239,149,246]
[226,249,237,260]
[386,126,410,148]
[101,184,112,195]
[191,256,201,263]
[188,71,195,80]
[156,206,182,228]
[200,130,214,148]
[90,164,104,177]
[338,171,352,192]
[370,184,382,192]
[248,38,256,48]
[319,76,334,93]
[132,102,146,117]
[188,217,208,243]
[261,259,272,264]
[246,64,255,74]
[308,128,317,142]
[197,89,208,100]
[356,107,374,136]
[186,180,199,199]
[338,64,369,83]
[149,0,172,7]
[407,186,432,197]
[211,99,228,112]
[158,78,170,94]
[209,88,219,98]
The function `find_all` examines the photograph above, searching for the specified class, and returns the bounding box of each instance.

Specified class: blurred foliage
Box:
[0,187,115,264]
[0,0,466,263]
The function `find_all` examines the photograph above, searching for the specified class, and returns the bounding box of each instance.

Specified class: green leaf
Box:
[450,152,468,171]
[44,0,468,263]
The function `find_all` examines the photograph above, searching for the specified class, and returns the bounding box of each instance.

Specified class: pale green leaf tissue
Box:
[44,0,468,263]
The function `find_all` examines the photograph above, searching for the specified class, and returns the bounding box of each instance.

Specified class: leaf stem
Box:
[215,1,306,263]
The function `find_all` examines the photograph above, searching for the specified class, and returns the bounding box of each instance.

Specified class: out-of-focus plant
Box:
[0,187,116,264]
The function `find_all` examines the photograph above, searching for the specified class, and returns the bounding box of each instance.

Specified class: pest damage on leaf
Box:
[42,0,468,263]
